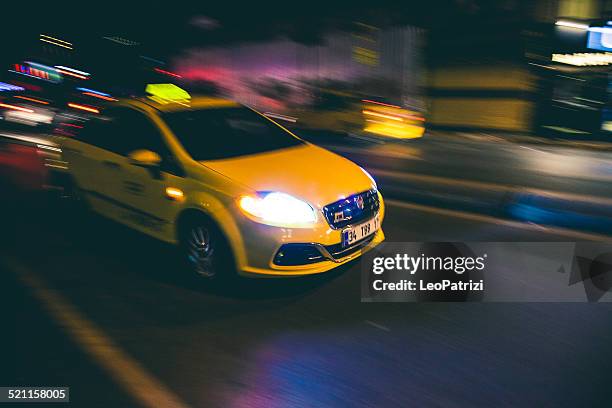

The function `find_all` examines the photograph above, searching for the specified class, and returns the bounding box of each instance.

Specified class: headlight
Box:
[360,167,377,190]
[238,192,317,227]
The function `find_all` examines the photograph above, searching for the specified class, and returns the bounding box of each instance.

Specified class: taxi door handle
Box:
[102,160,120,170]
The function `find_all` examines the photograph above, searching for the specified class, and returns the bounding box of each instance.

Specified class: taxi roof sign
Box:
[145,83,191,104]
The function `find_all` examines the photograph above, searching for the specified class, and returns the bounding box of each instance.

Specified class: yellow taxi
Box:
[59,85,385,280]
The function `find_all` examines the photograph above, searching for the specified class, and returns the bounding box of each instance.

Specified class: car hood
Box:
[199,144,375,208]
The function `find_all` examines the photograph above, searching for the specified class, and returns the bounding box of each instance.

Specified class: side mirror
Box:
[128,149,161,167]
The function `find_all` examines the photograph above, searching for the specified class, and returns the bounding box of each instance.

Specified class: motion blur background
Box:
[4,2,612,407]
[4,0,612,138]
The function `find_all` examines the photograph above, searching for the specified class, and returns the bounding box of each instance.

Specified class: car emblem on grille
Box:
[334,211,348,222]
[355,195,365,210]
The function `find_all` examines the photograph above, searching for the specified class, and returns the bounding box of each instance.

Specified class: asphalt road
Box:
[3,132,612,407]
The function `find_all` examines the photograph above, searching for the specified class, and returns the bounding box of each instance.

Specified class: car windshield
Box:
[162,107,304,161]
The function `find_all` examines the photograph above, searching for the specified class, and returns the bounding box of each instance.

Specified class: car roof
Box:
[122,96,240,113]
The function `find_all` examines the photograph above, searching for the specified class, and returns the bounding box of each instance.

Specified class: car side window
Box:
[111,110,169,156]
[76,107,183,176]
[114,109,184,176]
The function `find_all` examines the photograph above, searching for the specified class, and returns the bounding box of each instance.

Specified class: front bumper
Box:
[273,233,379,266]
[231,191,386,277]
[240,228,385,277]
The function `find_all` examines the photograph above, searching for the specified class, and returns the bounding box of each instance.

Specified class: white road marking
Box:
[520,145,546,153]
[364,320,391,332]
[1,256,191,408]
[527,221,549,232]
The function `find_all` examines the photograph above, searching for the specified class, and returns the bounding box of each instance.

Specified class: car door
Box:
[106,108,185,239]
[60,114,124,215]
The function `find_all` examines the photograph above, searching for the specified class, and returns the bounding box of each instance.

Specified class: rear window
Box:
[162,107,304,161]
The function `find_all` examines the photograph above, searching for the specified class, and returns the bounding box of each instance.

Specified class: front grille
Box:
[323,189,379,229]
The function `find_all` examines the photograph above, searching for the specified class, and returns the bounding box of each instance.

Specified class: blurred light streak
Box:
[263,112,298,123]
[43,162,68,170]
[365,118,405,127]
[82,92,117,101]
[0,103,34,113]
[36,144,62,152]
[528,62,557,70]
[364,123,425,139]
[140,56,165,65]
[58,112,87,121]
[60,123,84,129]
[76,87,110,96]
[4,110,53,125]
[555,20,589,30]
[362,99,401,108]
[541,125,590,134]
[55,69,88,79]
[154,68,182,78]
[552,52,612,66]
[362,110,403,121]
[40,34,72,46]
[102,36,140,46]
[0,82,25,92]
[557,75,586,82]
[407,115,425,121]
[67,103,99,113]
[39,38,73,49]
[14,96,49,105]
[54,66,90,76]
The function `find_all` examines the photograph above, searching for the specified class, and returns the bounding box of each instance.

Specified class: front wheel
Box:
[179,216,236,283]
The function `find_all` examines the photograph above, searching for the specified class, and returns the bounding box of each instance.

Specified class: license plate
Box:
[342,214,380,247]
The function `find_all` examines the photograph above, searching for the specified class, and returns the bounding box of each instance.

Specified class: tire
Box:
[178,214,236,283]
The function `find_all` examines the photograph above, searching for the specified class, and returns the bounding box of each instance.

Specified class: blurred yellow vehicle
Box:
[59,87,385,280]
[362,99,426,139]
[294,93,426,139]
[294,89,364,133]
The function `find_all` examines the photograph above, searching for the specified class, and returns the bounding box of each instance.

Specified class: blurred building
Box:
[426,0,612,136]
[5,1,612,138]
[174,23,426,134]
